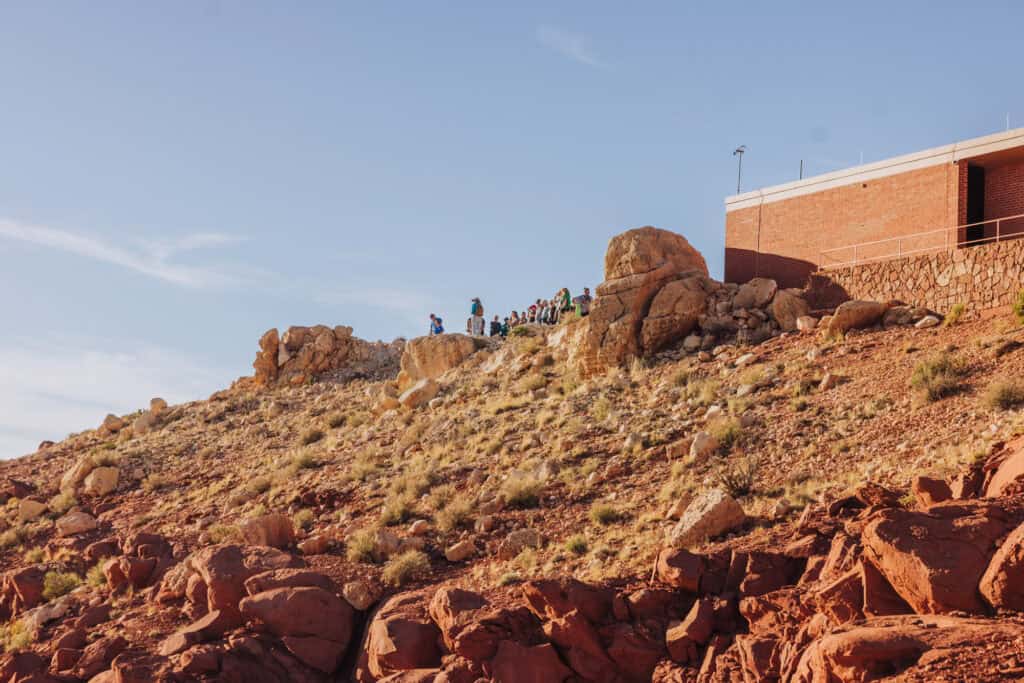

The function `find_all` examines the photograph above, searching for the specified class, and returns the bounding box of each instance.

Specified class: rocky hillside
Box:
[2,227,1024,682]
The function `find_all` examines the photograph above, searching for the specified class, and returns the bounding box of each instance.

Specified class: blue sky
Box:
[2,0,1022,457]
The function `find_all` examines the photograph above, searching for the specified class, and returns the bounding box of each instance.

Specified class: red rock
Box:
[859,559,911,617]
[654,548,703,593]
[160,609,244,656]
[0,652,57,683]
[985,440,1024,497]
[243,568,334,596]
[813,568,864,625]
[428,587,487,652]
[238,513,295,548]
[623,588,676,621]
[735,634,780,681]
[861,502,1014,614]
[53,627,88,650]
[543,610,616,682]
[362,593,443,679]
[665,597,714,664]
[740,588,813,639]
[979,520,1024,611]
[0,566,45,619]
[189,544,303,613]
[817,533,860,585]
[739,551,803,597]
[486,641,572,683]
[121,531,171,558]
[84,539,122,563]
[50,648,81,672]
[178,645,221,675]
[605,623,664,682]
[75,603,112,629]
[74,636,128,679]
[281,634,346,673]
[911,476,952,507]
[104,556,157,590]
[521,579,612,623]
[239,586,352,645]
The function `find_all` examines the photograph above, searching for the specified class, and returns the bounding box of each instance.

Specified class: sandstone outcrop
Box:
[396,334,483,392]
[252,325,403,387]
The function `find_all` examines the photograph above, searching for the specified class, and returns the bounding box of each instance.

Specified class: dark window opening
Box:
[965,164,986,245]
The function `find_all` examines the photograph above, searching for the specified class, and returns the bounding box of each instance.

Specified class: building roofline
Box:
[725,127,1024,212]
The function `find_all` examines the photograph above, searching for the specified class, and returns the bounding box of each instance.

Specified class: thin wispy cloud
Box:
[312,284,443,338]
[535,25,605,68]
[0,218,246,288]
[0,335,228,459]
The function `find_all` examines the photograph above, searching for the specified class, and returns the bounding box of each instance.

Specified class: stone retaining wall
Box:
[817,237,1024,316]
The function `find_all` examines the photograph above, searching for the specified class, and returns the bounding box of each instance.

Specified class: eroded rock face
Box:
[979,520,1024,611]
[573,227,710,375]
[252,325,403,387]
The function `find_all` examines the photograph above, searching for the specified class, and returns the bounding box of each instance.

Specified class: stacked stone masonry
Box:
[819,238,1024,316]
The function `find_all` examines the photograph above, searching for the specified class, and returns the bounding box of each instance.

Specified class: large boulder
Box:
[769,288,810,332]
[824,300,888,337]
[573,227,710,375]
[398,379,440,410]
[979,520,1024,611]
[358,592,443,680]
[188,544,304,613]
[734,277,778,310]
[397,335,481,392]
[668,489,746,548]
[640,276,710,354]
[239,586,354,673]
[861,502,1014,614]
[984,438,1024,498]
[82,467,119,496]
[604,226,708,281]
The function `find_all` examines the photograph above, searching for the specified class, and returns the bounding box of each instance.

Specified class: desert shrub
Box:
[686,379,719,406]
[517,374,547,393]
[299,428,325,446]
[23,547,44,563]
[293,508,315,531]
[943,303,966,327]
[86,563,107,587]
[435,498,474,533]
[591,396,612,422]
[48,491,77,515]
[142,473,171,493]
[714,456,759,498]
[382,550,430,587]
[380,494,413,526]
[984,379,1024,410]
[501,474,542,509]
[290,451,322,470]
[589,504,621,526]
[0,620,33,651]
[709,418,744,455]
[327,413,347,429]
[0,526,28,549]
[1014,290,1024,325]
[246,476,272,495]
[345,528,380,564]
[564,535,588,555]
[910,353,968,402]
[206,524,242,544]
[42,571,81,601]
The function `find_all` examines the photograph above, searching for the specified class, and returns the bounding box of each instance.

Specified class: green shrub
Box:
[380,494,413,526]
[943,303,966,327]
[435,498,474,533]
[984,379,1024,410]
[589,503,621,526]
[382,550,430,587]
[910,353,968,402]
[293,508,315,531]
[713,456,759,498]
[501,474,542,509]
[709,417,744,455]
[564,535,588,555]
[0,620,33,651]
[42,571,81,601]
[86,563,107,587]
[345,528,380,564]
[1014,290,1024,325]
[300,429,325,446]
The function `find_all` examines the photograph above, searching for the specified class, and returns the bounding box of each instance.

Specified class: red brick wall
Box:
[984,160,1024,238]
[726,163,961,287]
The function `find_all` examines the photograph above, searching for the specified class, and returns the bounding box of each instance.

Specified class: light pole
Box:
[733,145,747,194]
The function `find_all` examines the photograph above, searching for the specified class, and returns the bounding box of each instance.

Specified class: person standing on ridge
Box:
[489,315,501,337]
[429,314,444,336]
[470,297,485,336]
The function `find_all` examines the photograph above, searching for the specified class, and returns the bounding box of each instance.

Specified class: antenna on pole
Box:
[799,159,803,180]
[733,145,747,194]
[1008,113,1011,131]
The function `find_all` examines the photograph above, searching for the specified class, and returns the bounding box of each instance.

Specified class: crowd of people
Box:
[427,287,593,338]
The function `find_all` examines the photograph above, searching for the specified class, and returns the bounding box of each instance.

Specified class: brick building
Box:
[724,128,1024,288]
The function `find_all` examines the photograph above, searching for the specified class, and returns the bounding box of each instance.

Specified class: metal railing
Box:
[819,212,1024,269]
